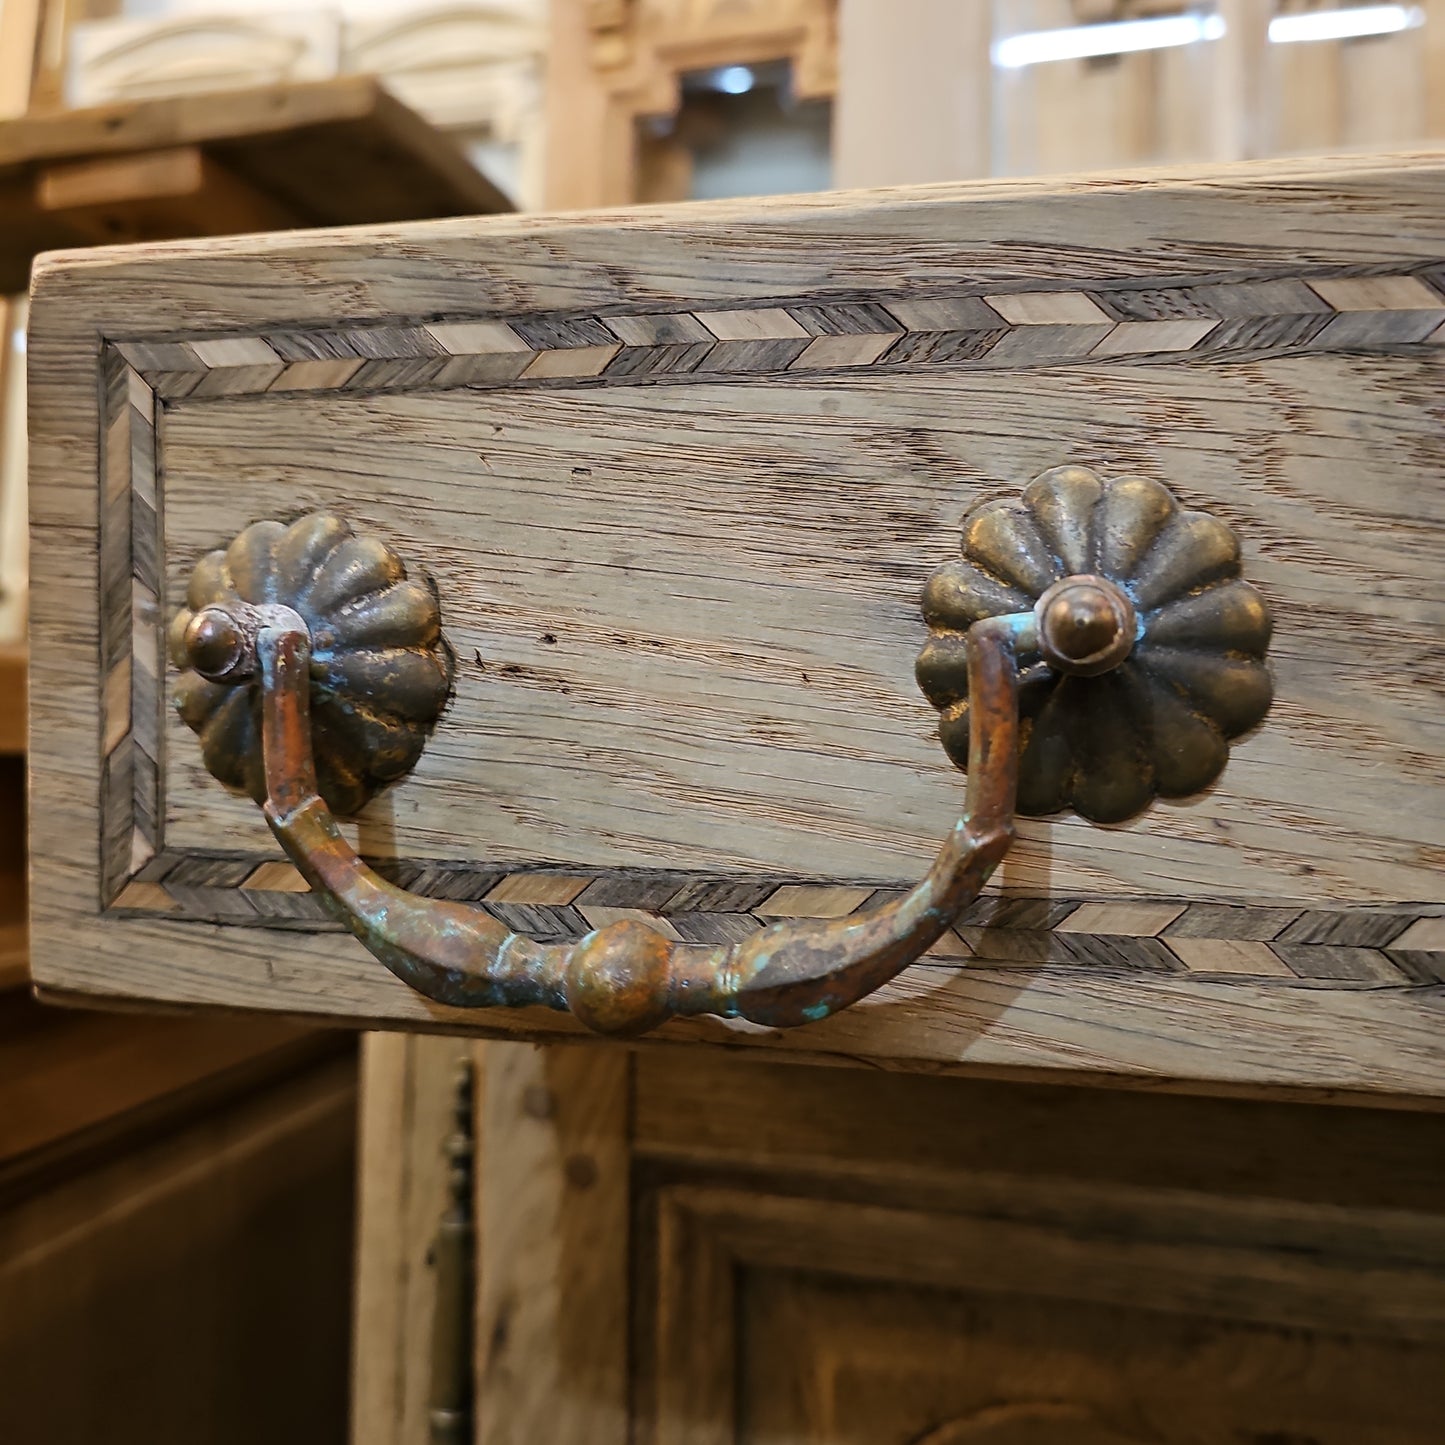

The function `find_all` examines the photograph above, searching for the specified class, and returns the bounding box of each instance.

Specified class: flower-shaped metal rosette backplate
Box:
[916,466,1273,824]
[168,512,454,816]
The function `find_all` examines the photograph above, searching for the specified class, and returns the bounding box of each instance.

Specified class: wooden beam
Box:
[542,0,636,209]
[1427,0,1445,143]
[1213,0,1272,160]
[476,1044,630,1445]
[25,0,88,115]
[352,1033,477,1445]
[0,293,25,649]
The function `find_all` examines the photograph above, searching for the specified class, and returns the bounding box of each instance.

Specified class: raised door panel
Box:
[469,1045,1445,1445]
[27,156,1445,1096]
[643,1182,1445,1445]
[629,1056,1445,1445]
[740,1271,1442,1444]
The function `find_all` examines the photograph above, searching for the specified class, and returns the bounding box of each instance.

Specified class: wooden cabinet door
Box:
[468,1045,1445,1445]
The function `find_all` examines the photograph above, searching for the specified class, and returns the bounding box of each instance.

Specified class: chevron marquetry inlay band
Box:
[108,851,1445,986]
[112,267,1445,400]
[96,260,1445,990]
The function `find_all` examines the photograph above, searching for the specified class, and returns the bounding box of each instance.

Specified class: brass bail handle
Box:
[169,470,1272,1036]
[186,601,1037,1036]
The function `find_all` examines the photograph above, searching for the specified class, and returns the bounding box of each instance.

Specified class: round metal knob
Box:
[916,465,1273,823]
[169,512,453,815]
[183,606,248,682]
[1034,574,1136,678]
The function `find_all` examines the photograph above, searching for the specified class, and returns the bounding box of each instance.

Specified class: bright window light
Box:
[1268,4,1423,43]
[713,65,756,95]
[992,12,1226,69]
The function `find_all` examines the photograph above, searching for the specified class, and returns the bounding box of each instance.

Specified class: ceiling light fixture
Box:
[1268,5,1423,43]
[993,12,1225,69]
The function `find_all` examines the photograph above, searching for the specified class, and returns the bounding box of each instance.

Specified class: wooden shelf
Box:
[0,76,512,292]
[0,644,22,755]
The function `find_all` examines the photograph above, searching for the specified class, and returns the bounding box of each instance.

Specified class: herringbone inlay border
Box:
[99,348,163,905]
[97,260,1445,986]
[108,851,1445,985]
[111,267,1445,401]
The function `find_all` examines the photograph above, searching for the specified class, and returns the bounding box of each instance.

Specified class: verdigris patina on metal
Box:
[168,473,1272,1036]
[188,606,1027,1035]
[916,465,1273,824]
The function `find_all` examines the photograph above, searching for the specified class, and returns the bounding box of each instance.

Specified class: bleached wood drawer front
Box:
[28,155,1445,1099]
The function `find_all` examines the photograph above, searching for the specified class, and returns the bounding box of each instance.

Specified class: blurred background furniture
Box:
[0,76,509,289]
[49,0,548,204]
[542,0,1445,205]
[0,1011,357,1445]
[32,1,1445,214]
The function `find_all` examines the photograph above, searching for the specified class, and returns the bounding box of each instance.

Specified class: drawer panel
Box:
[28,155,1445,1097]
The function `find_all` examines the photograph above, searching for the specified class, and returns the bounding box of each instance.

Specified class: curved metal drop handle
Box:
[173,471,1274,1036]
[254,611,1033,1036]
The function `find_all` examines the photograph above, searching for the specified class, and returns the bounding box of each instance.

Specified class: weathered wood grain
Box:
[352,1032,475,1445]
[475,1043,629,1445]
[146,354,1445,903]
[26,155,1445,1098]
[632,1053,1445,1444]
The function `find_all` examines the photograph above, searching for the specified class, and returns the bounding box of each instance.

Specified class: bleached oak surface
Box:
[27,154,1445,1099]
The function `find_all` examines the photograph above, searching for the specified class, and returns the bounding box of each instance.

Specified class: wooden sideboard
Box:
[26,153,1445,1097]
[23,153,1445,1442]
